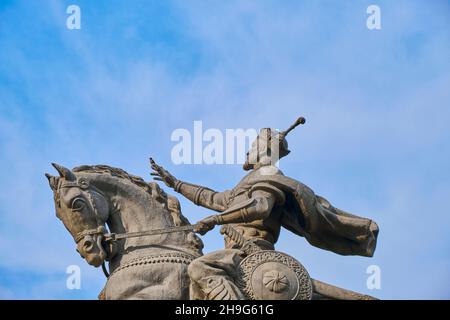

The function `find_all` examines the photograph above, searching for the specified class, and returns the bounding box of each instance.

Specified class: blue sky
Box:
[0,0,449,299]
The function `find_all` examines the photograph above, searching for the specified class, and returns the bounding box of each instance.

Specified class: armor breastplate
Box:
[223,169,283,249]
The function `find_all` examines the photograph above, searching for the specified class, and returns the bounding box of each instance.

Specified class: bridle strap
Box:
[58,179,106,244]
[104,224,198,243]
[74,226,107,243]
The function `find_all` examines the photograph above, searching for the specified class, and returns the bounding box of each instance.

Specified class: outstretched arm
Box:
[150,158,230,212]
[173,180,231,212]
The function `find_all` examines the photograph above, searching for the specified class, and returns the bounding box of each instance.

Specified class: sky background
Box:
[0,0,449,299]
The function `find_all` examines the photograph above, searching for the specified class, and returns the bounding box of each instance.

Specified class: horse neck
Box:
[103,184,174,236]
[93,176,200,256]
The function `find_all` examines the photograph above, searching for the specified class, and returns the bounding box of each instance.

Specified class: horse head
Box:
[46,163,112,267]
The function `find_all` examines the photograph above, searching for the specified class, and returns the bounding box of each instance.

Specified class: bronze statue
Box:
[150,117,379,300]
[46,117,379,300]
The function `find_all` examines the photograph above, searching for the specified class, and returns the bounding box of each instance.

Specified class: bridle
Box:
[59,179,107,244]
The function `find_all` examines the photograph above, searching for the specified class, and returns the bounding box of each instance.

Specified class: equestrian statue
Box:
[47,116,379,300]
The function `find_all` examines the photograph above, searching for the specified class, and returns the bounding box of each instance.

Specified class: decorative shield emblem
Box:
[236,250,312,300]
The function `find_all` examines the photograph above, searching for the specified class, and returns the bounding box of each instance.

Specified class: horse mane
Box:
[72,164,192,228]
[72,165,152,193]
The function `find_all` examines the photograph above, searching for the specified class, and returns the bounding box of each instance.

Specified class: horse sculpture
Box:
[46,163,203,299]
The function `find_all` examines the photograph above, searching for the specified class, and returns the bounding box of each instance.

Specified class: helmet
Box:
[244,117,305,170]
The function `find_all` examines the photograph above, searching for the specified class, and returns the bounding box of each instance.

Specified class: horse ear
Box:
[45,173,59,191]
[51,163,76,181]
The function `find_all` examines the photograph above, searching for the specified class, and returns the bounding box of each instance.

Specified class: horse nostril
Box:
[83,239,94,251]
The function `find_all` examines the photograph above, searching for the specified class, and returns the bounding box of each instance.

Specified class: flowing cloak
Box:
[247,173,379,257]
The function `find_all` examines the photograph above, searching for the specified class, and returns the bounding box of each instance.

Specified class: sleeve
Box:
[174,180,232,212]
[214,187,282,225]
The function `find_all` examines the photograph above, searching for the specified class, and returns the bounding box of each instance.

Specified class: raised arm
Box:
[150,158,230,212]
[173,180,231,212]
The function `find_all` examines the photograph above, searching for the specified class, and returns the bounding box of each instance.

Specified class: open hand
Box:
[150,158,178,188]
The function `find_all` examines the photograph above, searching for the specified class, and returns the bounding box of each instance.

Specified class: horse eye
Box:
[71,198,86,211]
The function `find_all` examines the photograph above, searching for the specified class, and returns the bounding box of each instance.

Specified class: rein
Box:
[99,224,198,279]
[104,224,199,242]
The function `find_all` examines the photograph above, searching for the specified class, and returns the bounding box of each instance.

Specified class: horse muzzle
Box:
[77,233,108,267]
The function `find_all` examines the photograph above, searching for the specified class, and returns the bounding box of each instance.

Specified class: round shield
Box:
[236,250,312,300]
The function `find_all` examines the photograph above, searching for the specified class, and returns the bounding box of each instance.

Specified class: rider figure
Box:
[151,117,379,300]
